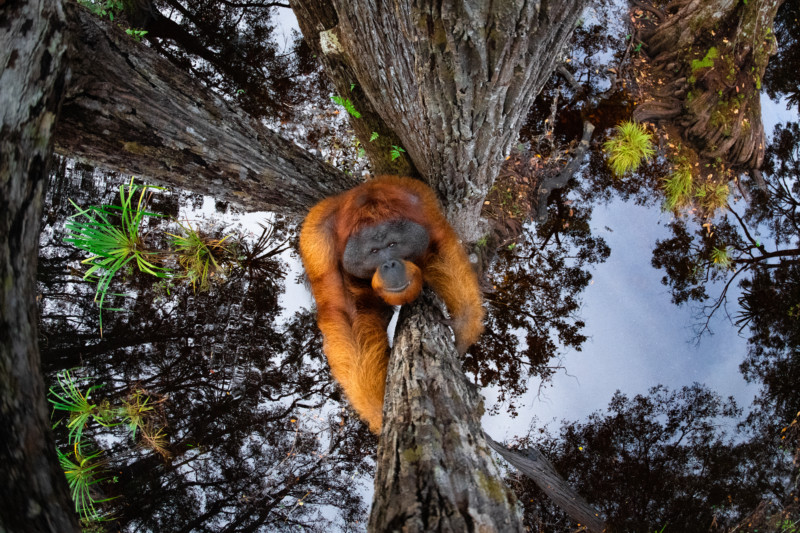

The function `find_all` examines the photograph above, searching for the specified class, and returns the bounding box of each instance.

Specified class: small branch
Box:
[727,206,763,252]
[630,0,666,23]
[698,265,747,336]
[735,248,800,264]
[484,435,606,533]
[556,65,582,92]
[749,168,768,192]
[536,121,595,222]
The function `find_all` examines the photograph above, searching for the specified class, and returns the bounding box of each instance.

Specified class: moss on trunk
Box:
[634,0,783,171]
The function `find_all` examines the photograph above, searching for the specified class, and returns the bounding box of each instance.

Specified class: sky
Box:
[483,94,800,440]
[265,2,800,443]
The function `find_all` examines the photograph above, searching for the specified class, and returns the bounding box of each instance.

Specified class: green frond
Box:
[663,160,694,211]
[603,121,656,177]
[710,246,733,270]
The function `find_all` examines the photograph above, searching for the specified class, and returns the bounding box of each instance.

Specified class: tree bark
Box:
[55,3,357,215]
[634,0,784,170]
[371,289,524,532]
[290,0,587,240]
[0,1,80,531]
[485,436,605,532]
[0,0,595,529]
[290,0,420,178]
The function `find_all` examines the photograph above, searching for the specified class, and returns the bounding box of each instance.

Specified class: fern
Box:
[331,96,362,119]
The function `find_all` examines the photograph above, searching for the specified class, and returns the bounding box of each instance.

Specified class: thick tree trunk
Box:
[291,1,593,528]
[290,0,420,178]
[0,1,80,531]
[290,0,587,239]
[56,3,357,215]
[0,0,595,529]
[634,0,784,170]
[371,289,524,532]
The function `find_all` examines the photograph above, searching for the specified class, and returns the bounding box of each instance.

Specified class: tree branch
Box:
[484,436,606,533]
[536,121,595,222]
[56,3,357,215]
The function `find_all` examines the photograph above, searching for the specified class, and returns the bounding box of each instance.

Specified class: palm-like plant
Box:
[696,181,730,214]
[49,370,116,444]
[168,222,232,292]
[603,121,656,177]
[57,444,116,522]
[65,178,168,333]
[663,159,695,211]
[710,246,733,270]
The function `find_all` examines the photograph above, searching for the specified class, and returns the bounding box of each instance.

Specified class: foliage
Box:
[710,246,732,269]
[473,203,610,412]
[168,223,232,292]
[738,263,800,423]
[49,370,171,522]
[65,180,252,331]
[390,145,406,161]
[603,121,656,177]
[507,384,778,532]
[76,0,123,20]
[125,28,148,41]
[120,388,154,439]
[330,95,362,118]
[662,157,694,211]
[65,179,168,333]
[690,46,719,73]
[57,444,116,523]
[694,180,729,213]
[763,1,800,110]
[49,370,116,444]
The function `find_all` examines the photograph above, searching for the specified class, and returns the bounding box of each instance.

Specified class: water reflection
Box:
[36,0,800,529]
[39,161,374,530]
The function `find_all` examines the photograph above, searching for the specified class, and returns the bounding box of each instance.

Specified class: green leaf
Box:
[330,95,362,118]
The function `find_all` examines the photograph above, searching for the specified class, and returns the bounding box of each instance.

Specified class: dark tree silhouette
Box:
[506,384,795,532]
[1,0,596,530]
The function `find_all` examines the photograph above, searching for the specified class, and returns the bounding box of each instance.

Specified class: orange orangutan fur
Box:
[299,176,485,433]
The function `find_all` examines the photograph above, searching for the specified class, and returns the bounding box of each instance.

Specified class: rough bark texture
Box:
[485,436,605,532]
[290,0,419,178]
[0,1,80,531]
[371,289,524,532]
[56,3,357,215]
[291,0,587,240]
[634,0,784,170]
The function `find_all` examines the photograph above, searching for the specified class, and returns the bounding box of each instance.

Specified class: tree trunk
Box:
[1,0,594,529]
[56,3,357,215]
[371,290,524,532]
[634,0,784,170]
[0,1,80,531]
[290,0,592,529]
[290,0,420,178]
[290,0,587,239]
